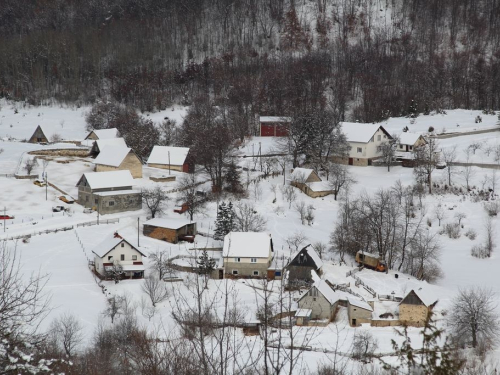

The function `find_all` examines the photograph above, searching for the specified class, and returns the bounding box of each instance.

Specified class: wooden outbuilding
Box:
[289,168,334,198]
[259,116,291,137]
[147,146,194,173]
[143,218,197,244]
[285,245,323,287]
[28,125,49,143]
[85,128,120,141]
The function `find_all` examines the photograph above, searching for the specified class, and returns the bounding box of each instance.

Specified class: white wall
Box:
[348,128,389,159]
[94,240,143,274]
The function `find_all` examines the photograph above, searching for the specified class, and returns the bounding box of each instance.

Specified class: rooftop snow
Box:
[260,116,291,123]
[144,217,193,230]
[223,232,272,258]
[90,128,120,140]
[81,170,134,190]
[399,132,423,145]
[295,309,312,317]
[347,297,373,311]
[290,167,314,181]
[307,181,333,192]
[402,288,438,307]
[95,138,127,150]
[91,234,143,258]
[93,146,132,167]
[290,246,324,269]
[147,146,190,166]
[341,122,387,143]
[315,280,339,305]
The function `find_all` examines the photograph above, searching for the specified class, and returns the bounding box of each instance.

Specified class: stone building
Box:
[93,146,143,178]
[347,298,373,327]
[297,280,339,321]
[222,232,273,278]
[285,245,323,287]
[76,170,141,214]
[147,146,194,173]
[143,218,197,244]
[399,289,438,327]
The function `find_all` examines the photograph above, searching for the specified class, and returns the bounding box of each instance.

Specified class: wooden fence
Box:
[76,218,120,227]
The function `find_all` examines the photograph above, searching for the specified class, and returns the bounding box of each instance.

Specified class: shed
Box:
[285,245,323,287]
[259,116,291,137]
[347,298,373,327]
[399,289,438,327]
[143,217,197,244]
[295,309,313,326]
[398,132,427,152]
[93,146,143,178]
[147,146,194,173]
[290,168,333,198]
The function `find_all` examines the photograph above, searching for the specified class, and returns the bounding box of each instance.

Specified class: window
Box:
[377,135,381,141]
[232,270,238,275]
[85,196,89,202]
[253,271,259,276]
[409,146,413,150]
[377,146,382,152]
[275,271,282,277]
[108,256,113,261]
[120,254,125,261]
[234,257,241,262]
[313,298,317,301]
[400,145,403,149]
[121,243,124,248]
[109,201,115,206]
[357,147,362,153]
[132,255,137,261]
[95,198,98,204]
[251,258,257,263]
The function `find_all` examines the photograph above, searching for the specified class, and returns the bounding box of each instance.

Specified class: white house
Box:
[222,232,274,278]
[341,122,393,166]
[397,132,427,152]
[147,146,194,173]
[92,233,146,279]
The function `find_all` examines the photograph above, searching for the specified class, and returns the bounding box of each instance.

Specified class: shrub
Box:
[465,228,477,240]
[444,223,461,239]
[484,201,500,216]
[428,126,435,133]
[471,245,489,258]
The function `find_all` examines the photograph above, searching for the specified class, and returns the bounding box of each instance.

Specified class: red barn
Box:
[259,116,291,137]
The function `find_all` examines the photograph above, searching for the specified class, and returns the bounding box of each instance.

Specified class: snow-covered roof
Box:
[295,309,312,318]
[341,122,390,143]
[95,138,127,150]
[260,116,291,123]
[401,288,438,307]
[93,189,141,197]
[144,217,194,230]
[399,132,423,146]
[93,146,133,167]
[223,232,272,258]
[91,128,120,140]
[307,181,333,192]
[290,246,324,270]
[80,170,134,190]
[348,298,373,311]
[147,146,190,166]
[92,234,144,258]
[33,125,81,141]
[315,280,339,305]
[290,167,314,181]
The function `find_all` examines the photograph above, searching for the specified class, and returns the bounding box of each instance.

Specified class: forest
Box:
[1,0,500,124]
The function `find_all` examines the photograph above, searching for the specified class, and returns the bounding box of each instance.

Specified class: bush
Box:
[444,223,461,239]
[484,201,500,216]
[428,126,435,133]
[471,245,489,258]
[465,228,477,240]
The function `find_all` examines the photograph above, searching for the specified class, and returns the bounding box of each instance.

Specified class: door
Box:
[348,158,353,165]
[352,319,357,326]
[275,124,288,137]
[260,124,275,136]
[219,269,224,279]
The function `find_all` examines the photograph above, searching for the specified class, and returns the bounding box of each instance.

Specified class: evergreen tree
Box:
[197,250,216,288]
[214,202,234,240]
[224,162,243,193]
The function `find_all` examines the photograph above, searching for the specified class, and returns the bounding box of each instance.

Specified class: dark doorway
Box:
[348,158,353,165]
[219,269,224,279]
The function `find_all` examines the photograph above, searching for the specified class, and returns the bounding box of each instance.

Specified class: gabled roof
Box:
[77,170,134,190]
[95,138,127,150]
[94,146,136,167]
[341,122,392,143]
[31,124,81,142]
[92,234,146,258]
[147,146,190,166]
[90,128,120,140]
[400,289,438,307]
[290,167,315,181]
[399,132,426,146]
[260,116,292,123]
[289,245,323,270]
[223,232,272,258]
[144,217,193,230]
[347,297,373,311]
[313,280,339,305]
[307,181,333,192]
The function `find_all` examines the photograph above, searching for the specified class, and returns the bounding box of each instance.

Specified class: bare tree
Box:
[468,141,482,155]
[286,232,307,253]
[106,261,124,284]
[379,136,398,172]
[270,184,278,201]
[49,313,84,357]
[328,163,356,201]
[413,137,439,194]
[24,158,37,175]
[312,241,327,259]
[177,172,205,221]
[352,331,378,362]
[484,216,495,257]
[232,202,267,232]
[294,200,307,225]
[305,204,315,225]
[149,249,169,280]
[434,205,446,226]
[462,149,476,190]
[50,133,62,143]
[442,146,457,186]
[141,185,169,218]
[104,295,124,324]
[454,212,466,226]
[281,184,297,208]
[142,273,169,307]
[448,287,500,354]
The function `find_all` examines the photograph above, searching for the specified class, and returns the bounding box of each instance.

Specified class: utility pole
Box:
[97,195,100,225]
[168,151,171,175]
[45,172,48,201]
[3,207,5,233]
[137,217,140,247]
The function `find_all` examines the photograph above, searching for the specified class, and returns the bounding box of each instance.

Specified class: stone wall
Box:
[370,319,401,327]
[29,148,90,157]
[224,261,269,278]
[95,152,143,178]
[399,304,429,327]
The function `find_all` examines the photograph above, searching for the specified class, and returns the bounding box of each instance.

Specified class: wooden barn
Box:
[259,116,291,137]
[147,146,194,173]
[28,125,49,143]
[285,245,323,287]
[143,218,197,244]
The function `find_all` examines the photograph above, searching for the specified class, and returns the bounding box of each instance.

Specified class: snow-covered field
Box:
[1,103,500,371]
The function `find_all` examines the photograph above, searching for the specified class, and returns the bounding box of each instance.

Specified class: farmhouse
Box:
[297,280,339,321]
[223,232,273,278]
[259,116,291,137]
[85,128,120,141]
[340,123,393,166]
[76,170,141,214]
[285,245,323,287]
[398,132,426,152]
[143,217,197,244]
[290,168,334,198]
[399,289,438,327]
[147,146,194,173]
[92,233,146,279]
[93,146,143,178]
[347,298,373,327]
[90,138,128,156]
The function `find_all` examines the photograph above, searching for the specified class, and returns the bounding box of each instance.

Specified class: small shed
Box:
[290,168,333,198]
[143,217,197,244]
[93,146,143,178]
[28,125,49,143]
[347,298,373,327]
[285,245,323,287]
[295,309,313,326]
[147,146,194,173]
[399,289,438,327]
[259,116,291,137]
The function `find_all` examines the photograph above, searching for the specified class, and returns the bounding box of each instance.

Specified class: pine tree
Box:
[224,162,243,193]
[214,202,234,240]
[197,250,216,288]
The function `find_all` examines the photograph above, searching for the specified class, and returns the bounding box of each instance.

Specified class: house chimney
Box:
[114,232,123,239]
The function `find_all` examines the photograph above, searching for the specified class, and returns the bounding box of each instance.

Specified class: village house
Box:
[399,289,438,327]
[147,146,194,173]
[85,128,120,141]
[76,170,141,214]
[285,245,323,287]
[90,138,128,156]
[92,232,146,279]
[398,132,427,152]
[93,146,143,178]
[297,280,339,321]
[223,232,274,278]
[143,217,197,244]
[340,123,393,166]
[289,168,334,198]
[259,116,291,137]
[347,298,374,327]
